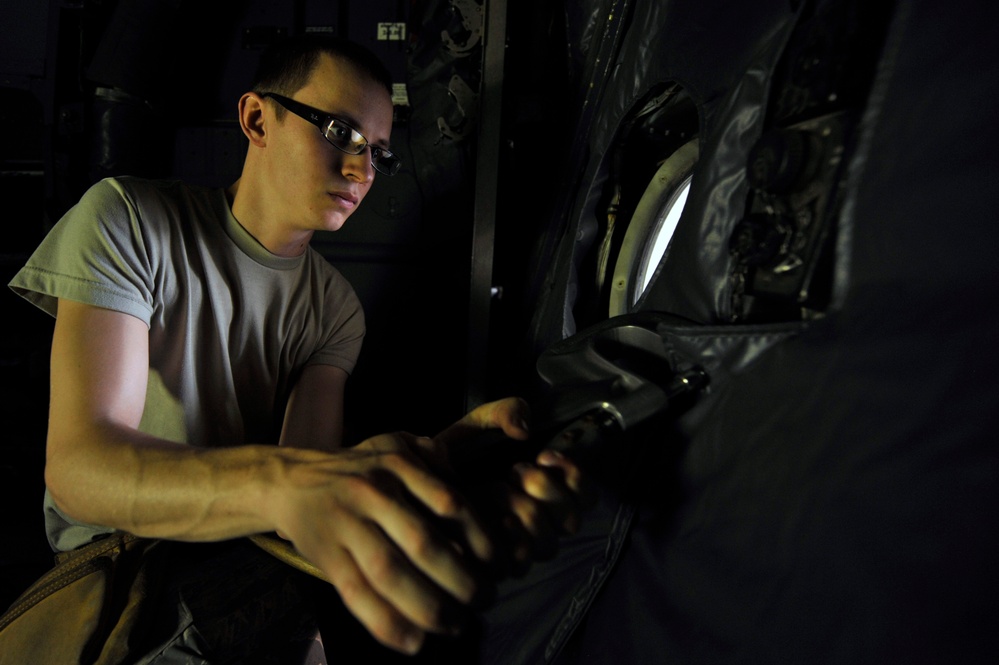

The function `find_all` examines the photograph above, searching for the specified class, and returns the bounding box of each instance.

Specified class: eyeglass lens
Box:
[323,118,400,175]
[324,118,366,154]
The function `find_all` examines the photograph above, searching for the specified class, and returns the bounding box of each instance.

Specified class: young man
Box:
[8,35,585,660]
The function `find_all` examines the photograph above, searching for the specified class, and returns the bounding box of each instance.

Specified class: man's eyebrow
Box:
[328,108,360,126]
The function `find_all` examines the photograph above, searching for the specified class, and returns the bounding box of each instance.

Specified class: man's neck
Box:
[227,178,314,257]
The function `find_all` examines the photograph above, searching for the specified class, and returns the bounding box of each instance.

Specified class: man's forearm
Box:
[44,421,327,542]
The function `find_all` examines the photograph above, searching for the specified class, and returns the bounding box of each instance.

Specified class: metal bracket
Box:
[437,74,478,140]
[441,0,484,54]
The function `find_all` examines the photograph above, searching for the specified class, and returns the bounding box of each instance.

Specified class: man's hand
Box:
[267,432,498,655]
[434,397,596,575]
[271,395,596,655]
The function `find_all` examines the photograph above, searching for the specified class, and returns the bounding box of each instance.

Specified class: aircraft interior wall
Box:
[487,0,999,661]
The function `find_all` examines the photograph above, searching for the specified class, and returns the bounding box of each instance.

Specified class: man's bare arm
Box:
[44,298,496,653]
[46,298,281,540]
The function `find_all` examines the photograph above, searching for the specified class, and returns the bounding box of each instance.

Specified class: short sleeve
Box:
[8,178,156,325]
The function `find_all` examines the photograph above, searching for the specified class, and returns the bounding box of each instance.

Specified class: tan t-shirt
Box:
[9,176,365,550]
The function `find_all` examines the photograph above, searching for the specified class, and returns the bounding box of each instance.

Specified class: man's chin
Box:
[318,213,349,234]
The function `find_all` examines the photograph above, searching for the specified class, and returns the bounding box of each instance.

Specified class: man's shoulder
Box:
[100,176,214,203]
[304,246,352,282]
[87,176,225,230]
[75,176,213,214]
[302,247,361,302]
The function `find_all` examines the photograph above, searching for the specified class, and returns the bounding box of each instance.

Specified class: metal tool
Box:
[455,314,709,478]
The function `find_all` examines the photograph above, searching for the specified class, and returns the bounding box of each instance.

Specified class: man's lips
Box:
[329,190,359,208]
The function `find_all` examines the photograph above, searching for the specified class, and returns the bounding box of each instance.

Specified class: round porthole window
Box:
[609,137,698,316]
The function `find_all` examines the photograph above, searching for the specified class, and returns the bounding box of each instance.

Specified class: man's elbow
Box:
[43,434,105,526]
[43,457,84,521]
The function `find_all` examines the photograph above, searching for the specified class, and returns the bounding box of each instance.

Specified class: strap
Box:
[246,533,329,582]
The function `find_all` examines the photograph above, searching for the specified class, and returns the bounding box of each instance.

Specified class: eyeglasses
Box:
[261,92,402,176]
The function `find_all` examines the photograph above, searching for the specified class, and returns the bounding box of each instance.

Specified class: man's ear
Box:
[238,92,268,147]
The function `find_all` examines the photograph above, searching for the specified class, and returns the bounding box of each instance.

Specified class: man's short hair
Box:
[252,33,394,108]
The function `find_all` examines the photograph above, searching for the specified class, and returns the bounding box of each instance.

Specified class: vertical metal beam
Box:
[465,0,507,410]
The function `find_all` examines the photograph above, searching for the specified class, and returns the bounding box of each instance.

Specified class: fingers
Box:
[435,396,532,447]
[469,397,532,440]
[498,476,560,565]
[513,456,587,536]
[322,543,429,655]
[337,497,469,628]
[273,434,500,654]
[362,469,488,603]
[479,449,596,575]
[479,464,582,574]
[536,448,598,512]
[296,478,477,653]
[320,527,470,655]
[382,434,495,565]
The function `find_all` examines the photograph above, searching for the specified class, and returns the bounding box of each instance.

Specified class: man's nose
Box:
[341,149,375,183]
